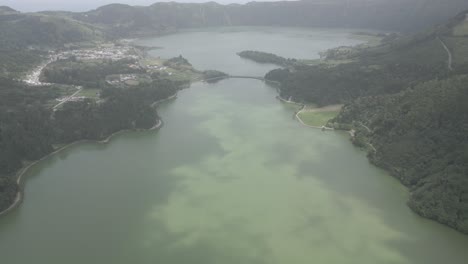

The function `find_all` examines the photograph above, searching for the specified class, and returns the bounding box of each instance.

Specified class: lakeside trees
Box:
[267,61,447,106]
[333,76,468,232]
[0,77,179,212]
[237,50,298,67]
[264,12,468,233]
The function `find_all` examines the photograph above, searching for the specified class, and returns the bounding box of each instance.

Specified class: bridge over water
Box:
[204,75,280,85]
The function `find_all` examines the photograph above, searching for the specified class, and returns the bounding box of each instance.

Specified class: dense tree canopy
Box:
[0,77,178,212]
[333,76,468,232]
[265,14,468,233]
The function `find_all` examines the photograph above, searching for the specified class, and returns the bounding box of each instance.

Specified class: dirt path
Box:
[438,37,453,71]
[53,87,83,110]
[358,122,371,133]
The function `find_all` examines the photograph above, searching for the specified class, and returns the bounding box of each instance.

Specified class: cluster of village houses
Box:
[23,43,180,107]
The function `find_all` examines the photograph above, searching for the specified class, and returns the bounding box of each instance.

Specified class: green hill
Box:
[64,0,468,38]
[0,6,17,14]
[334,76,468,233]
[266,10,468,233]
[0,12,103,50]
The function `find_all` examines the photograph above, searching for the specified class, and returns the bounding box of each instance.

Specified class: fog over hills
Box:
[1,0,468,243]
[1,0,274,12]
[2,0,467,33]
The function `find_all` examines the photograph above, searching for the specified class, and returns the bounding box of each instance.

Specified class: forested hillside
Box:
[0,78,178,212]
[2,0,468,48]
[0,12,102,49]
[266,10,468,105]
[334,76,468,233]
[1,0,468,234]
[266,10,468,233]
[66,0,468,38]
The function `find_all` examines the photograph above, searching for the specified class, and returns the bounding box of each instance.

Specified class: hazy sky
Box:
[1,0,286,12]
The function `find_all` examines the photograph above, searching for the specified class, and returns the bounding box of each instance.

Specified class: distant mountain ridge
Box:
[0,6,16,12]
[69,0,468,36]
[2,0,468,49]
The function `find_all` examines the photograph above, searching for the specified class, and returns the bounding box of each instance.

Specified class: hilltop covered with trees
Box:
[237,50,298,67]
[333,76,468,232]
[69,0,468,37]
[266,10,468,233]
[1,0,467,52]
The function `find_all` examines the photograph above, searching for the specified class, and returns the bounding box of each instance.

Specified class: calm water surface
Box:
[1,27,468,264]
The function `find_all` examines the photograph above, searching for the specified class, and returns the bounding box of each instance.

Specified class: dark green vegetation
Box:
[0,11,102,50]
[0,77,178,212]
[41,58,143,88]
[266,30,451,106]
[68,0,468,37]
[163,55,192,68]
[2,0,465,48]
[0,8,102,78]
[1,0,467,76]
[53,80,176,142]
[267,10,468,233]
[1,0,468,235]
[237,50,298,67]
[334,76,468,232]
[0,50,44,79]
[203,70,229,83]
[0,78,63,209]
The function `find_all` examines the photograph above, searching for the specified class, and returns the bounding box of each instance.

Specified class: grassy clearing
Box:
[454,21,468,36]
[350,34,383,47]
[140,58,165,67]
[77,88,100,99]
[42,85,76,108]
[163,69,202,83]
[280,102,303,113]
[298,110,340,127]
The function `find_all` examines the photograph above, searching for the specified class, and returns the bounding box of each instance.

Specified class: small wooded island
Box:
[237,50,299,67]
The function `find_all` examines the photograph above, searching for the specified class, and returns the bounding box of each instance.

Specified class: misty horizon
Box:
[1,0,291,12]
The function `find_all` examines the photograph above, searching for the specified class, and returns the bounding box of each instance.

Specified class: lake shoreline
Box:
[276,95,336,130]
[0,93,176,217]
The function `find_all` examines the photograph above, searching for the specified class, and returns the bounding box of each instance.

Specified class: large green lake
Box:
[1,27,468,264]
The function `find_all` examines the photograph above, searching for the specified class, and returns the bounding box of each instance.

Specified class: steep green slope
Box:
[0,12,103,50]
[0,77,179,212]
[66,0,468,38]
[3,0,468,44]
[0,6,17,14]
[266,10,468,233]
[267,11,468,105]
[334,76,468,233]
